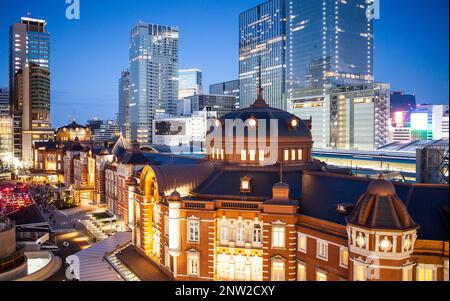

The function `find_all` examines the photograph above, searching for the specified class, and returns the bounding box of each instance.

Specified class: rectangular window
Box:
[164,245,170,269]
[241,149,246,161]
[417,264,436,281]
[164,215,169,236]
[316,269,327,281]
[220,224,229,242]
[297,262,307,281]
[211,148,215,159]
[298,149,303,160]
[221,149,224,160]
[298,233,307,253]
[284,149,289,161]
[259,150,265,162]
[188,220,200,243]
[187,252,200,276]
[316,240,328,261]
[249,150,256,161]
[353,263,367,281]
[272,224,286,248]
[291,149,296,160]
[340,247,349,268]
[271,260,285,281]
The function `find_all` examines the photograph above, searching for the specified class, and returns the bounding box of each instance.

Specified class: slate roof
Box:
[300,171,449,241]
[57,121,88,131]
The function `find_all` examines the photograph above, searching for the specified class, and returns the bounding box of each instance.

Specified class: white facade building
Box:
[152,110,217,153]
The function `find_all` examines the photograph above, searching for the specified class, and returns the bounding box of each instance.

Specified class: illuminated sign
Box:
[394,112,404,124]
[410,113,428,130]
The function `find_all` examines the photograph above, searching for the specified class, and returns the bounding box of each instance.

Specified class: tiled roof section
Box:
[213,105,312,138]
[116,245,170,281]
[120,151,149,165]
[143,153,201,166]
[34,140,59,150]
[151,161,215,197]
[347,181,418,230]
[111,135,131,157]
[301,171,449,241]
[193,169,302,200]
[7,204,46,226]
[67,138,84,152]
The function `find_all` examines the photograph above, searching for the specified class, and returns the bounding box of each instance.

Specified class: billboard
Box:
[410,113,428,130]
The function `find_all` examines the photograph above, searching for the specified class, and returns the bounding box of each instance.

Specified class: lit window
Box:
[271,259,285,281]
[253,224,262,244]
[298,232,307,253]
[211,148,215,159]
[353,263,367,281]
[259,150,265,162]
[340,247,349,268]
[272,224,286,248]
[220,223,229,242]
[187,251,200,276]
[297,261,307,281]
[291,149,296,160]
[236,223,245,243]
[249,150,256,161]
[221,149,224,160]
[188,220,200,243]
[316,269,327,281]
[164,245,170,269]
[240,176,251,192]
[284,149,289,161]
[241,149,247,161]
[417,264,436,281]
[444,260,449,282]
[298,149,303,160]
[164,214,169,236]
[316,240,328,261]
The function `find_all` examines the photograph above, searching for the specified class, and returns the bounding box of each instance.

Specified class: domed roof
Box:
[347,176,418,230]
[169,190,181,201]
[212,105,312,139]
[209,92,312,139]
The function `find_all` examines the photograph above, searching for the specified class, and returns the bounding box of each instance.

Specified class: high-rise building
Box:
[286,0,373,101]
[93,120,121,143]
[0,89,13,161]
[129,23,179,145]
[239,0,374,111]
[9,17,51,164]
[209,80,240,109]
[411,104,449,141]
[291,83,390,150]
[178,69,202,99]
[182,94,236,118]
[0,88,10,116]
[239,0,286,110]
[118,69,130,139]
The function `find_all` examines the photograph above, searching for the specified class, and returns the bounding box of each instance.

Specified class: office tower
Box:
[390,91,416,124]
[0,88,9,116]
[118,69,130,139]
[286,0,374,101]
[291,83,389,150]
[129,23,179,145]
[87,118,104,133]
[411,104,449,140]
[239,0,286,109]
[179,69,202,99]
[209,80,240,109]
[183,94,236,117]
[0,89,13,161]
[93,120,121,143]
[152,110,217,151]
[9,17,51,164]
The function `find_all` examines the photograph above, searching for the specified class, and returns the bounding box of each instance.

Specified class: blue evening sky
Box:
[0,0,448,127]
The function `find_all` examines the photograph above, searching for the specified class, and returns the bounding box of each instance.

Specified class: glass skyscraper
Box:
[286,0,374,99]
[209,80,240,109]
[178,69,202,99]
[239,0,374,110]
[129,22,179,145]
[239,0,286,110]
[9,16,52,164]
[118,69,130,139]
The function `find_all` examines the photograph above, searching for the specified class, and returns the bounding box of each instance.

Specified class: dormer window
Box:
[240,176,251,192]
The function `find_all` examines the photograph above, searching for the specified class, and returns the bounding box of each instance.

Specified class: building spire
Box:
[252,56,268,108]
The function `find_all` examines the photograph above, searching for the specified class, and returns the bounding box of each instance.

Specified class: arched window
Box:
[253,224,262,243]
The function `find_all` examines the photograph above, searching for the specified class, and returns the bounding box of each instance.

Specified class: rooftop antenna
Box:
[72,108,76,122]
[253,56,267,107]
